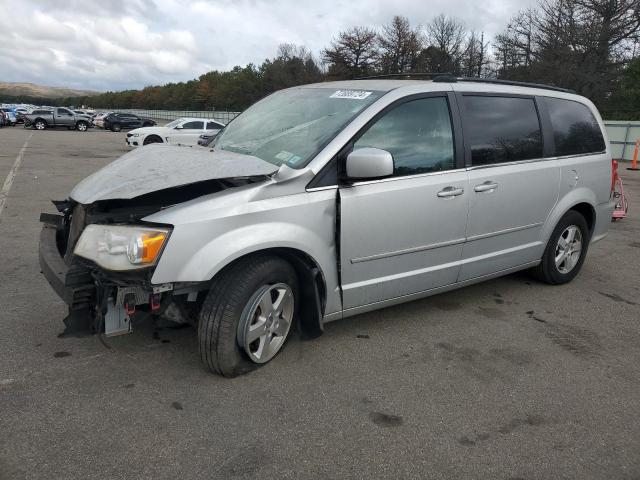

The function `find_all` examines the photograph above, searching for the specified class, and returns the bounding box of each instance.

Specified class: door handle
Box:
[474,181,499,192]
[437,186,464,198]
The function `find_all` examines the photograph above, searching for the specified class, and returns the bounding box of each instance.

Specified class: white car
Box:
[126,117,225,147]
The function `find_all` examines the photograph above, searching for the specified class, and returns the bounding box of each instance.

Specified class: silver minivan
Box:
[39,78,615,377]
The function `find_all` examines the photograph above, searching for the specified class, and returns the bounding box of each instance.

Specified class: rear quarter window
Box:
[182,121,204,129]
[544,97,606,156]
[462,95,543,165]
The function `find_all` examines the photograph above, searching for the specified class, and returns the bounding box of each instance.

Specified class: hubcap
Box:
[554,225,583,274]
[35,122,44,130]
[238,283,294,364]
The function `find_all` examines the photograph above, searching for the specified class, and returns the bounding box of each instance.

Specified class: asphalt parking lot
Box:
[1,125,639,480]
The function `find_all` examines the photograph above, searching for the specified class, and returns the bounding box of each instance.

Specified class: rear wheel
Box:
[111,123,122,132]
[198,255,298,377]
[534,210,590,285]
[34,120,46,130]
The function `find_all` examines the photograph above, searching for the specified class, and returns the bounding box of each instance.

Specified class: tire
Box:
[534,210,590,285]
[198,255,298,377]
[34,119,46,130]
[76,121,88,132]
[111,123,122,132]
[143,135,162,145]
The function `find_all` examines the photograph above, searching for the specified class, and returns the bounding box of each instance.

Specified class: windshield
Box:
[214,87,383,169]
[165,119,182,128]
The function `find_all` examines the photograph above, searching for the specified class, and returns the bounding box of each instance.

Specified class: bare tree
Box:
[426,14,466,73]
[322,27,379,78]
[494,0,640,103]
[378,16,423,73]
[461,31,489,76]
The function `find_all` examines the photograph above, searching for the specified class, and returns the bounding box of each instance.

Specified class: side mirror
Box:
[346,147,394,180]
[174,125,183,130]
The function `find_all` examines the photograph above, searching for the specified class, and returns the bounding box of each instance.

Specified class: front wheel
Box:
[198,255,298,377]
[534,210,590,285]
[143,135,162,145]
[111,123,122,132]
[76,121,88,132]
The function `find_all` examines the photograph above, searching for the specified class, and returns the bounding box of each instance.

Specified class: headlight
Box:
[74,225,171,271]
[131,133,140,137]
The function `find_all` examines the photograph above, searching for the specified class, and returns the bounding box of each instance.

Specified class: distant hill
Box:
[0,82,101,99]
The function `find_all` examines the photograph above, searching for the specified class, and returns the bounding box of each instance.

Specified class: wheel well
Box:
[144,135,163,145]
[569,202,595,233]
[34,117,46,124]
[212,248,327,338]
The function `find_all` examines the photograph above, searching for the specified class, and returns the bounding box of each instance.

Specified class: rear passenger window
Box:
[544,97,606,156]
[354,97,455,176]
[206,122,222,130]
[463,96,542,165]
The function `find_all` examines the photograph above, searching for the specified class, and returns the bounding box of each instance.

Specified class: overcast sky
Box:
[0,0,536,92]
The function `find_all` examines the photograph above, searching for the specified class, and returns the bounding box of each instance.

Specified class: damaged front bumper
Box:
[39,222,167,336]
[38,209,200,337]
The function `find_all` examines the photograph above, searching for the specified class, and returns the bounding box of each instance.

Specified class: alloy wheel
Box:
[239,283,294,364]
[554,225,583,274]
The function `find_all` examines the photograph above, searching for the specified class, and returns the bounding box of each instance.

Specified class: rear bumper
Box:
[39,226,95,309]
[591,200,616,243]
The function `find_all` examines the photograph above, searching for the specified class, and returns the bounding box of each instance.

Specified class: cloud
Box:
[0,0,536,91]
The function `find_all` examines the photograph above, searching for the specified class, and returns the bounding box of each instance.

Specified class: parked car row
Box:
[1,102,223,144]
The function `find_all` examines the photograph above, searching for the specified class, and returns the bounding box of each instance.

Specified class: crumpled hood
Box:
[69,145,279,204]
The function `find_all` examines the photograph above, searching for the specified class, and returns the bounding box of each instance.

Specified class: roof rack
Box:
[353,73,574,93]
[354,72,452,80]
[432,75,574,93]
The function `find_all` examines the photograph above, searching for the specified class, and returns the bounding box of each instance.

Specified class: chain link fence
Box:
[110,109,241,125]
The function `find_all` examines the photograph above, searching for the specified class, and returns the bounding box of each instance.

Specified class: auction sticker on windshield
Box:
[330,90,372,100]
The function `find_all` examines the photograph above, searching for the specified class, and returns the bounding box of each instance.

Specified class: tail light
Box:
[611,159,618,194]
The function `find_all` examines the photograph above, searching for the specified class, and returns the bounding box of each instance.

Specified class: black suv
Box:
[103,113,156,132]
